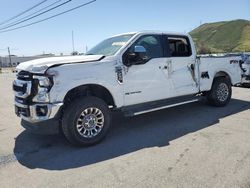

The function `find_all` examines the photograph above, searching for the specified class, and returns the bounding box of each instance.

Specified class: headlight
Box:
[33,75,51,87]
[33,87,50,102]
[33,75,53,102]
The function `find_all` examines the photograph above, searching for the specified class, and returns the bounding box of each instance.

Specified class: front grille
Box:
[17,71,32,81]
[13,71,39,108]
[15,97,29,105]
[13,79,31,98]
[13,83,27,93]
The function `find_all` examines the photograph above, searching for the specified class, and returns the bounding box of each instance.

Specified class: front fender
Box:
[48,62,124,108]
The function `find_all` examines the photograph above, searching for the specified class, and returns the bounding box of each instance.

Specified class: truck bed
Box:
[199,56,242,91]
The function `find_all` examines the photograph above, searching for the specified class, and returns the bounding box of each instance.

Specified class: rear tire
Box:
[207,77,232,107]
[62,96,111,146]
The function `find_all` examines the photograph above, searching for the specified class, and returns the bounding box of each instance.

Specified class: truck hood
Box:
[16,55,104,74]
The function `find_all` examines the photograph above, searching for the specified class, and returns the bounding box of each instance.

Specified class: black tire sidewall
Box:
[208,77,232,107]
[62,96,111,146]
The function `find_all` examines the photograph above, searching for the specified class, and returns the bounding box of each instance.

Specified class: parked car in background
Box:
[240,53,250,87]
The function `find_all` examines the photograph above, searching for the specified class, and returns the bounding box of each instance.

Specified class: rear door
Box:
[160,35,199,96]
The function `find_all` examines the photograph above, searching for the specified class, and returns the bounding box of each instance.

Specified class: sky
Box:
[0,0,249,56]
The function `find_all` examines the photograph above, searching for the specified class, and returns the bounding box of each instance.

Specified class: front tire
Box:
[207,77,232,107]
[62,96,111,146]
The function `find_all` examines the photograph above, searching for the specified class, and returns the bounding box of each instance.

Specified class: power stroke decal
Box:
[125,91,142,95]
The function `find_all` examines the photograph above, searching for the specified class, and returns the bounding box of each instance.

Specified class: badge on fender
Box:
[115,66,123,84]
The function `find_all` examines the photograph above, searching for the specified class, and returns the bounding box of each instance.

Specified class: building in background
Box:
[0,53,56,67]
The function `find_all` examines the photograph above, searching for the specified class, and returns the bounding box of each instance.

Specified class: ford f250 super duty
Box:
[13,31,242,146]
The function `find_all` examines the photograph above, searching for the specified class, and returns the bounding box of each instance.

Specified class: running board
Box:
[122,95,200,117]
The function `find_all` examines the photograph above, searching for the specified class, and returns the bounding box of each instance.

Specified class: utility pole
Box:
[7,47,12,67]
[72,30,75,52]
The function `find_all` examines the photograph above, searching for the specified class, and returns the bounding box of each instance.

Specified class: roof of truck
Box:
[111,30,189,37]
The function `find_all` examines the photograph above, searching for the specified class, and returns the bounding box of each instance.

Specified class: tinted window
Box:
[132,35,163,59]
[167,36,191,57]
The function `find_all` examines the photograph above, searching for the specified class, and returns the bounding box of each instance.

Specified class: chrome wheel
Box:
[216,83,229,102]
[76,107,104,138]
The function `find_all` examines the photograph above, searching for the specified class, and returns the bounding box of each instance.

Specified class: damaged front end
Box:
[13,70,63,134]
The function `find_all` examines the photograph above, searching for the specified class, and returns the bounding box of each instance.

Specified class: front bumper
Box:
[15,102,63,123]
[16,102,63,135]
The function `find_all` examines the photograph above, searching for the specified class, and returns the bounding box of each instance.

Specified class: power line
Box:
[3,0,64,28]
[0,0,73,31]
[0,0,96,33]
[0,0,49,26]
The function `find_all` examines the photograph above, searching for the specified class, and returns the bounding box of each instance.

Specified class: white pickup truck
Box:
[13,31,242,146]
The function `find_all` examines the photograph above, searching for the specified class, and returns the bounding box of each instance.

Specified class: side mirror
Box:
[130,46,148,65]
[134,45,146,53]
[123,45,148,67]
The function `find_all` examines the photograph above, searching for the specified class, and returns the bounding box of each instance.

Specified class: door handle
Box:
[159,65,168,69]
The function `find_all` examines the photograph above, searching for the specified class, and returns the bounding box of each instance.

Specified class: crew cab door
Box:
[160,35,199,96]
[122,34,175,106]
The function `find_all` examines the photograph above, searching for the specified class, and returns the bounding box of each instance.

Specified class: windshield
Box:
[86,34,134,56]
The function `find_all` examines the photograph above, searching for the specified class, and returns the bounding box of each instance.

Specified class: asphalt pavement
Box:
[0,73,250,188]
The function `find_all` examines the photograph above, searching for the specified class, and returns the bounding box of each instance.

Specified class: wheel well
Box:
[214,71,232,85]
[63,84,116,108]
